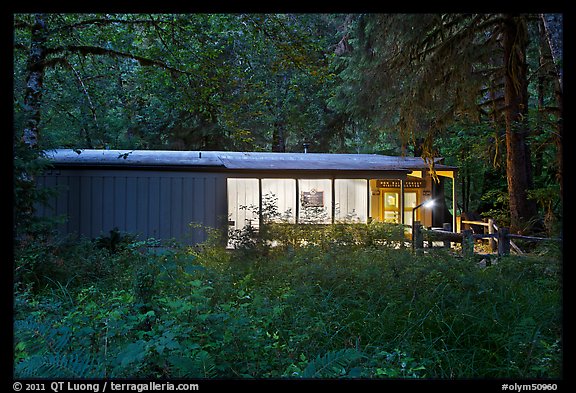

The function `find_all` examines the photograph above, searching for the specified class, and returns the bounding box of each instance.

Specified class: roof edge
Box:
[43,149,457,172]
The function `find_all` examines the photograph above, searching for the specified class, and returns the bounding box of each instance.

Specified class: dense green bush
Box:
[14,225,562,378]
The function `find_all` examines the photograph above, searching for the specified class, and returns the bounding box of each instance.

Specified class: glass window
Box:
[403,192,418,226]
[335,179,367,223]
[298,179,332,224]
[384,192,398,209]
[382,192,399,223]
[227,178,260,231]
[384,211,399,223]
[261,179,296,223]
[404,192,417,209]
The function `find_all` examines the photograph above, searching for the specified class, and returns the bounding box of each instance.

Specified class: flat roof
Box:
[44,149,457,172]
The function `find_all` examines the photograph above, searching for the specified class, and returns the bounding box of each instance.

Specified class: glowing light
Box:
[423,199,435,209]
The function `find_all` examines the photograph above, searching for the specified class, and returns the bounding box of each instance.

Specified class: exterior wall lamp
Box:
[411,199,435,242]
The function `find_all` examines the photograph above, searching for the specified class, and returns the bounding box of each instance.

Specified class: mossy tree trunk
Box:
[502,15,537,234]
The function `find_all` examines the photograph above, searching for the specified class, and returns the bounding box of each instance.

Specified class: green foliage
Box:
[480,189,510,227]
[14,309,105,378]
[14,13,562,238]
[14,227,562,379]
[14,230,137,293]
[13,140,58,241]
[16,353,102,379]
[13,13,341,152]
[301,349,363,378]
[228,195,407,257]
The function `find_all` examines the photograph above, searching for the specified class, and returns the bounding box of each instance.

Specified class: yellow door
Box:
[379,190,418,224]
[382,192,399,223]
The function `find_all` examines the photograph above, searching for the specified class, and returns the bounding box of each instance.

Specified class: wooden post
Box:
[462,229,474,257]
[399,178,405,226]
[452,175,457,234]
[488,218,496,252]
[443,223,452,248]
[258,178,263,228]
[498,227,510,256]
[366,178,371,223]
[413,221,423,253]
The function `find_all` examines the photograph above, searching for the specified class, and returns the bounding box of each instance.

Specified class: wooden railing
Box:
[412,219,561,257]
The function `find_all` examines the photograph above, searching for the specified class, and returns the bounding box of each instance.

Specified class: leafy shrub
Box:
[14,226,562,379]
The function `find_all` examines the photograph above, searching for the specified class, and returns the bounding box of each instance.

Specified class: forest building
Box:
[37,149,458,245]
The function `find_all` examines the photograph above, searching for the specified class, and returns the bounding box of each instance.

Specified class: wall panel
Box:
[36,170,227,245]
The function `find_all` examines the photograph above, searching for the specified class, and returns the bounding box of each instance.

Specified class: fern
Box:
[14,317,104,378]
[15,319,72,353]
[15,353,104,378]
[196,351,217,378]
[167,350,217,378]
[510,317,539,346]
[508,317,544,375]
[301,349,363,378]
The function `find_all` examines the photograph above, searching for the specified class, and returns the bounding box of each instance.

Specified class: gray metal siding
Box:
[36,170,227,245]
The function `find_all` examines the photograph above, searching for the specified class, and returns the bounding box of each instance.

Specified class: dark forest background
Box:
[13,13,563,236]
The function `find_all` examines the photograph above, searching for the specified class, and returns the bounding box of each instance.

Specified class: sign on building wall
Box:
[376,179,425,188]
[301,189,324,208]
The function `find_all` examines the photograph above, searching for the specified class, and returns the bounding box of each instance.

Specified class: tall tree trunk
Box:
[15,14,49,240]
[540,14,563,201]
[270,73,289,152]
[540,14,563,92]
[502,15,537,234]
[534,17,549,181]
[461,169,469,214]
[272,117,286,152]
[22,14,48,148]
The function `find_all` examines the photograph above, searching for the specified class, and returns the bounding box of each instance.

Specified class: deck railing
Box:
[412,219,561,257]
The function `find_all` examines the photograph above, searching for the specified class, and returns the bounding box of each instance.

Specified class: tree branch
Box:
[52,17,171,32]
[46,45,189,75]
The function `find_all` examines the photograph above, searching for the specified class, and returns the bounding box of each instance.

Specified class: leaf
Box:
[302,349,363,378]
[168,350,216,378]
[184,265,205,275]
[15,353,103,378]
[348,366,363,378]
[117,340,148,368]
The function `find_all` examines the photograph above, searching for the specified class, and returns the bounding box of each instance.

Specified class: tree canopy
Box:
[14,14,344,152]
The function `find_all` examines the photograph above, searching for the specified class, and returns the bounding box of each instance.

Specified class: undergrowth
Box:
[13,223,562,379]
